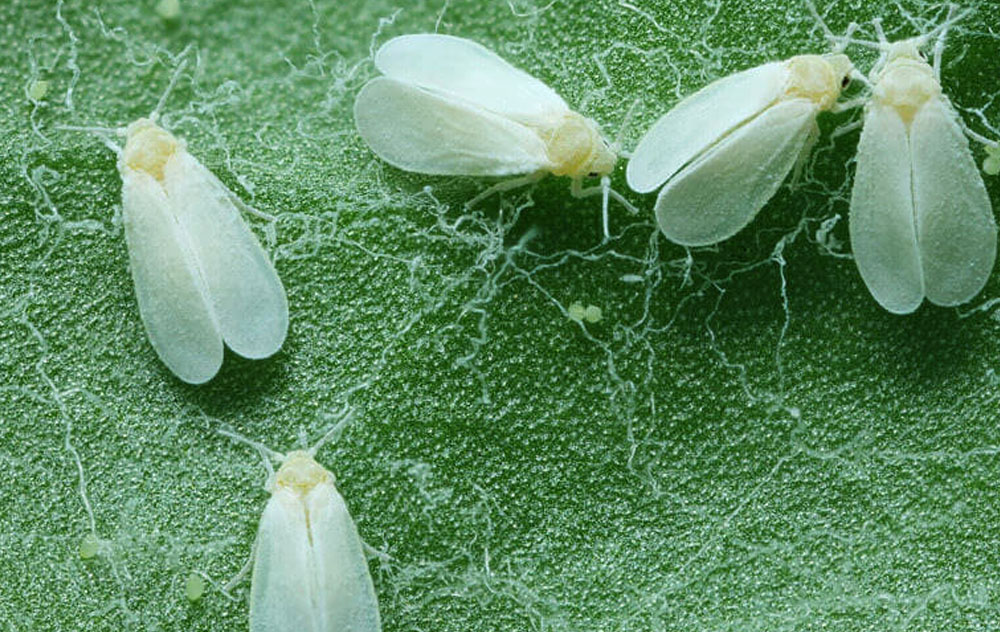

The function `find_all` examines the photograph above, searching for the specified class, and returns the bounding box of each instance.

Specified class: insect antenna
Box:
[151,43,193,122]
[307,406,359,458]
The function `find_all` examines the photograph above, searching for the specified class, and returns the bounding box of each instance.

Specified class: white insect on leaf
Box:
[847,6,997,314]
[58,51,288,384]
[185,572,206,603]
[567,301,587,322]
[28,79,50,102]
[218,410,381,632]
[983,143,1000,177]
[78,532,99,560]
[354,33,637,240]
[156,0,180,21]
[626,28,856,247]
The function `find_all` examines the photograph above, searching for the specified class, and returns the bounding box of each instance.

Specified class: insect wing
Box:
[121,169,223,383]
[911,97,997,307]
[250,483,380,632]
[627,61,788,193]
[250,489,318,632]
[375,34,568,126]
[653,98,817,246]
[849,104,925,313]
[355,77,553,176]
[163,151,288,360]
[308,482,381,632]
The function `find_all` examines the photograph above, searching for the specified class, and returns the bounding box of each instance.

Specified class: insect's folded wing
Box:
[250,491,318,632]
[652,99,815,247]
[911,97,997,307]
[849,105,925,314]
[626,62,788,193]
[355,77,553,176]
[164,152,288,360]
[374,33,568,126]
[307,482,381,632]
[121,170,222,384]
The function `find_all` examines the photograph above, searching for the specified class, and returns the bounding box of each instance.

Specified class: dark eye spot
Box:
[841,75,850,88]
[588,172,598,178]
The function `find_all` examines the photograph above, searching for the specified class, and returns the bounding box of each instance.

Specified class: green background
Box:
[3,0,1000,630]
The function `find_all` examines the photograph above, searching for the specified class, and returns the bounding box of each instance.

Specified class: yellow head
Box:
[872,39,940,127]
[783,53,853,111]
[120,118,180,183]
[273,450,333,498]
[542,111,616,178]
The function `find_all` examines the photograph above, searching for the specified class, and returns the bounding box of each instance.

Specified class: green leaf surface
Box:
[3,1,1000,630]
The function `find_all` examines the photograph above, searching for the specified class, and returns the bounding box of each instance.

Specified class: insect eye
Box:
[841,75,851,88]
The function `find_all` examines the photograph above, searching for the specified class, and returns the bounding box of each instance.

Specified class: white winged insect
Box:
[219,413,381,632]
[354,33,636,239]
[626,50,855,247]
[848,8,997,314]
[60,58,288,384]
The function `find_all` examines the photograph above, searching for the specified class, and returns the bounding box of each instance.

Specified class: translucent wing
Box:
[121,169,223,384]
[911,97,997,307]
[163,151,288,360]
[307,482,381,632]
[250,484,381,632]
[250,490,320,632]
[849,105,924,314]
[354,77,553,176]
[626,61,788,193]
[375,33,568,126]
[653,99,817,247]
